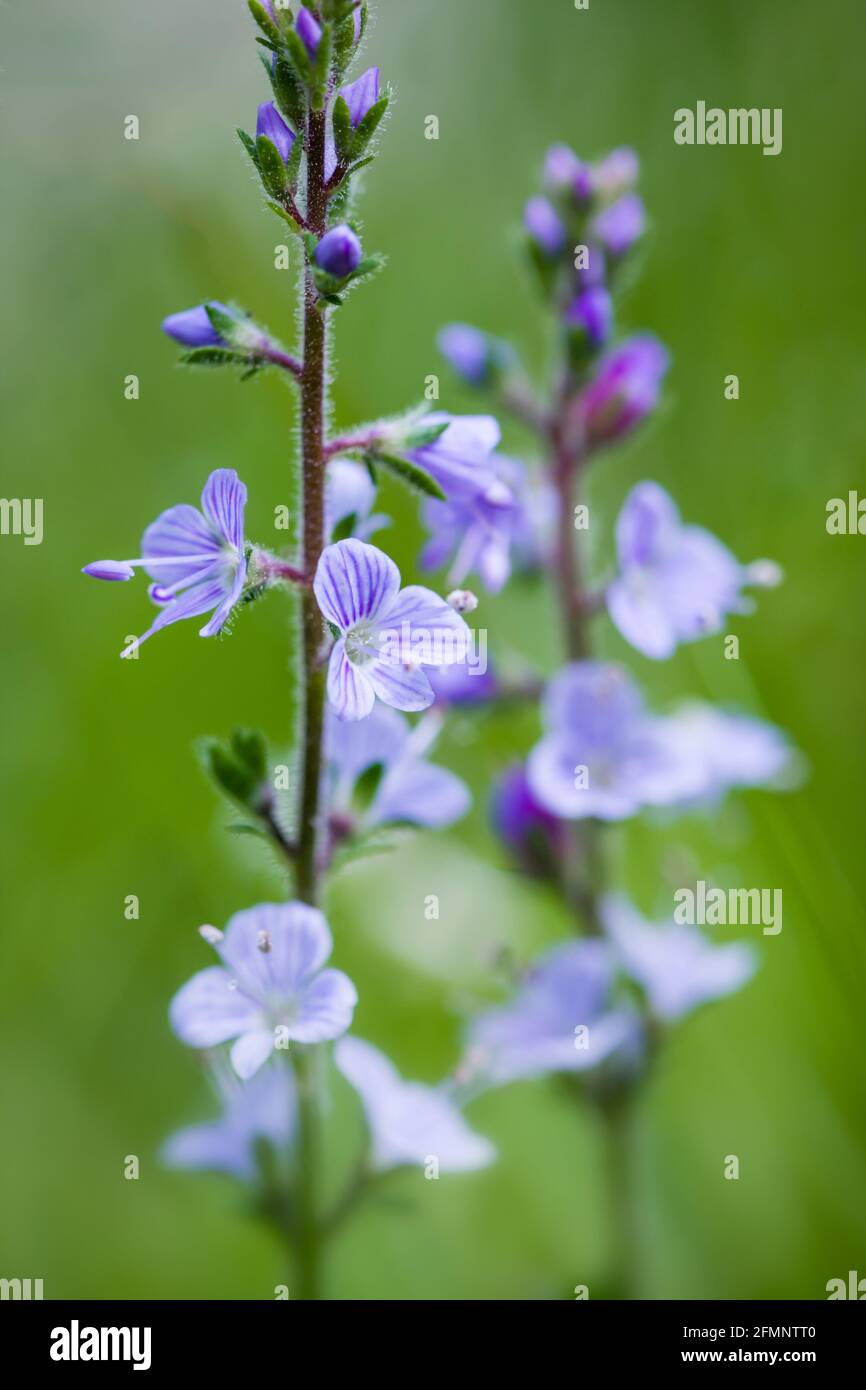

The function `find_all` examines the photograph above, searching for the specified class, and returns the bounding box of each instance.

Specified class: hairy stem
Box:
[292,104,330,1302]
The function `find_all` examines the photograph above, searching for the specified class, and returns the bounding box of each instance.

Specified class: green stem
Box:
[292,1047,322,1301]
[597,1089,639,1300]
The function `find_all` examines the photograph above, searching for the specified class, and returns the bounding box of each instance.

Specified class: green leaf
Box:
[231,727,268,782]
[329,825,414,875]
[226,823,269,839]
[270,53,306,128]
[256,134,288,197]
[349,253,385,280]
[266,198,304,234]
[373,451,447,500]
[285,132,303,189]
[311,23,333,112]
[237,127,260,169]
[178,347,249,368]
[200,729,270,814]
[248,0,282,44]
[403,418,450,448]
[332,94,354,164]
[331,512,358,543]
[283,28,312,83]
[352,93,389,154]
[354,760,386,811]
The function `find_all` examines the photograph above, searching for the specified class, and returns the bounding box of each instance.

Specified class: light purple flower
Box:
[565,287,613,348]
[420,477,516,596]
[437,324,491,385]
[326,704,470,830]
[607,482,779,660]
[406,413,502,503]
[524,195,566,256]
[592,192,646,257]
[256,100,296,163]
[657,703,794,804]
[527,662,704,820]
[467,940,636,1087]
[161,301,234,348]
[296,6,322,57]
[335,1036,495,1172]
[314,539,472,721]
[601,895,757,1021]
[82,469,249,656]
[325,457,387,542]
[315,224,362,278]
[425,658,497,705]
[579,334,670,445]
[491,763,570,878]
[169,902,358,1079]
[162,1064,295,1182]
[340,66,379,127]
[594,146,639,196]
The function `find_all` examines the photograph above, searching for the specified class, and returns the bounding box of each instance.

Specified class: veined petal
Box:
[290,968,358,1043]
[314,539,401,631]
[201,469,247,551]
[327,640,377,722]
[364,657,434,713]
[169,965,260,1048]
[217,902,334,1000]
[123,578,228,657]
[142,503,222,586]
[199,555,247,637]
[375,585,471,667]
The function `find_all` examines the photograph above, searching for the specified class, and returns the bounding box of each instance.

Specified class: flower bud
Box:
[437,324,491,385]
[315,224,362,278]
[491,764,567,878]
[594,146,639,197]
[580,335,670,445]
[565,288,613,349]
[592,192,645,257]
[82,560,135,582]
[447,589,479,614]
[523,196,565,257]
[161,302,233,348]
[256,100,296,163]
[340,66,379,127]
[296,7,322,58]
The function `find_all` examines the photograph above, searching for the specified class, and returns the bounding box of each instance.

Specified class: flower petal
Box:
[199,554,247,637]
[169,965,260,1048]
[606,574,677,659]
[315,539,401,631]
[142,503,222,586]
[327,640,377,722]
[374,585,471,667]
[201,469,247,551]
[364,657,435,713]
[217,902,334,999]
[290,968,358,1043]
[230,1029,276,1079]
[122,578,228,657]
[370,758,471,829]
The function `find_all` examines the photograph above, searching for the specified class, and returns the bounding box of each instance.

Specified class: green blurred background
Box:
[2,0,866,1300]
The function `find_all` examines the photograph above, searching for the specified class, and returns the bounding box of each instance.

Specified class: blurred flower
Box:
[524,195,566,256]
[335,1036,495,1171]
[162,1065,294,1182]
[491,763,570,878]
[340,66,379,126]
[314,539,472,721]
[592,192,646,257]
[296,6,322,57]
[82,469,248,655]
[606,481,780,660]
[256,100,296,163]
[405,413,502,503]
[565,287,614,348]
[467,940,636,1086]
[601,895,757,1021]
[315,224,362,278]
[544,142,590,198]
[437,324,491,385]
[658,703,795,803]
[425,658,497,705]
[325,704,471,830]
[594,146,639,196]
[325,457,388,541]
[169,903,357,1078]
[527,662,704,820]
[579,334,670,445]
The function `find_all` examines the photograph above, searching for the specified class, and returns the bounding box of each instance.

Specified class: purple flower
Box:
[315,224,362,278]
[657,703,795,804]
[607,482,778,660]
[405,413,502,503]
[256,100,296,163]
[296,6,322,57]
[326,704,471,830]
[340,66,379,127]
[579,334,670,445]
[565,287,613,348]
[491,763,570,878]
[82,469,249,656]
[425,658,497,705]
[466,940,636,1087]
[544,142,585,191]
[161,302,233,348]
[162,1065,294,1181]
[527,662,704,820]
[325,457,388,541]
[335,1037,495,1172]
[420,481,515,596]
[169,902,358,1079]
[601,895,757,1021]
[592,192,646,257]
[314,539,472,721]
[437,324,491,386]
[594,146,639,196]
[524,195,566,256]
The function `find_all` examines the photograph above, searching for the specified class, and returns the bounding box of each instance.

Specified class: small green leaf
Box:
[332,95,354,164]
[256,134,288,197]
[352,93,389,153]
[311,23,333,111]
[237,127,260,169]
[354,760,386,811]
[231,727,268,782]
[283,28,312,83]
[404,418,450,448]
[271,53,306,128]
[179,347,249,368]
[329,825,413,875]
[248,0,282,44]
[266,198,304,234]
[331,512,358,543]
[373,451,446,500]
[227,823,269,839]
[285,132,303,189]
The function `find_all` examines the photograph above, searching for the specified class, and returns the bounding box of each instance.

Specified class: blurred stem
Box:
[291,102,330,1300]
[597,1088,639,1300]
